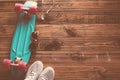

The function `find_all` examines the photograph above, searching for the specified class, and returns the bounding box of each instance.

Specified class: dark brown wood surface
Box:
[0,0,120,80]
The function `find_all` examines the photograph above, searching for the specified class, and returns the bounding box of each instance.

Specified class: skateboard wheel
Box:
[3,59,12,69]
[18,61,27,71]
[15,3,23,13]
[29,6,38,14]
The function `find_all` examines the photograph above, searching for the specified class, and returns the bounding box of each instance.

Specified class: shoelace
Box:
[40,75,48,80]
[24,72,37,80]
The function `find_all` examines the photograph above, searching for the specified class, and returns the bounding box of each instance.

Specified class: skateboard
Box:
[3,0,38,72]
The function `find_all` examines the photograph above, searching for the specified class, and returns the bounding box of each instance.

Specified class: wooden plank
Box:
[0,65,120,80]
[1,24,120,37]
[0,12,120,25]
[0,1,120,12]
[1,24,120,52]
[0,0,120,2]
[1,50,120,65]
[1,36,120,52]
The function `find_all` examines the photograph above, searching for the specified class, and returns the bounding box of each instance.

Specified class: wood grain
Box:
[0,0,120,80]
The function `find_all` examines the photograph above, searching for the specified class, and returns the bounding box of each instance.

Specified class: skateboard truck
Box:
[3,57,27,71]
[15,3,38,22]
[11,57,22,66]
[15,3,38,15]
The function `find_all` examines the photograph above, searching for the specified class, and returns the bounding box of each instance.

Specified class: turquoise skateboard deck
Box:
[10,2,37,63]
[3,0,38,71]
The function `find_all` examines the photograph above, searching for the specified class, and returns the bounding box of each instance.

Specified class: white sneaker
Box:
[24,61,43,80]
[38,67,55,80]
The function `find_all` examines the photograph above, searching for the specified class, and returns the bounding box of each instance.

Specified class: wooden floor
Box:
[0,0,120,80]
